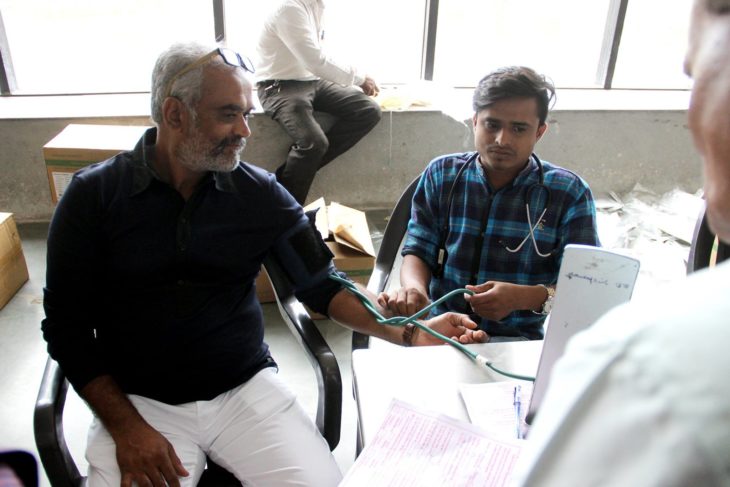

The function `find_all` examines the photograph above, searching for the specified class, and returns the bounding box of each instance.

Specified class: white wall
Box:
[0,108,701,222]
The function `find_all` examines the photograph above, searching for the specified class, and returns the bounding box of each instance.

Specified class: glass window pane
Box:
[0,0,214,95]
[225,0,426,84]
[433,0,612,88]
[324,0,425,84]
[222,1,271,63]
[611,0,693,89]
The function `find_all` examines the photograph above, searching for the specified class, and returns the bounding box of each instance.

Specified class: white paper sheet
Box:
[459,381,533,440]
[340,399,523,487]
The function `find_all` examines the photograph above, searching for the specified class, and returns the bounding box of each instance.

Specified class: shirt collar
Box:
[129,127,238,196]
[474,152,541,191]
[514,154,541,185]
[129,128,158,196]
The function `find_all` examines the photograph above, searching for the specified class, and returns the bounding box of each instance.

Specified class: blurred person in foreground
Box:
[511,1,730,485]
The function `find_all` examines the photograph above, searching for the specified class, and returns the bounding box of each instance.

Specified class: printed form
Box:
[340,399,523,487]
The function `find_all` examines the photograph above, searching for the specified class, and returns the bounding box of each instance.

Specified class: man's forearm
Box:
[524,284,550,312]
[399,254,431,294]
[327,286,405,345]
[80,375,148,439]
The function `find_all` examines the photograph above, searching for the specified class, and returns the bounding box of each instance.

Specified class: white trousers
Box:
[85,367,342,486]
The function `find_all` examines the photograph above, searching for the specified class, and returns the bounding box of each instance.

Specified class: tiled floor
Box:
[0,212,394,486]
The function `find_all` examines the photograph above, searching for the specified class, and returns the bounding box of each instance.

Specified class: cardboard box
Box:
[0,213,29,310]
[43,124,151,203]
[255,201,376,314]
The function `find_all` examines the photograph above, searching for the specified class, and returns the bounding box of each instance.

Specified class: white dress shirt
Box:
[512,260,730,486]
[255,0,364,86]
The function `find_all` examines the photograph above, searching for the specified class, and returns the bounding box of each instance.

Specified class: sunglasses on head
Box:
[164,47,255,98]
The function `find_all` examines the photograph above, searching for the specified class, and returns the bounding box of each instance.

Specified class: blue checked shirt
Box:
[402,151,600,339]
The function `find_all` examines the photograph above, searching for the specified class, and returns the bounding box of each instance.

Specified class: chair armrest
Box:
[262,256,342,451]
[34,357,84,487]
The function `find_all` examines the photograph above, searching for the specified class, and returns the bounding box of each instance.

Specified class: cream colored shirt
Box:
[512,260,730,486]
[255,0,364,86]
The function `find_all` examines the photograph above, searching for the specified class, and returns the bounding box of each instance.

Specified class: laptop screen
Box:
[525,244,640,424]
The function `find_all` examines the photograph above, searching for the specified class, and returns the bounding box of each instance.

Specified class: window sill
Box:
[0,87,690,121]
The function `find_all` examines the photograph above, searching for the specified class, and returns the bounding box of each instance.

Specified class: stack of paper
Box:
[340,399,523,487]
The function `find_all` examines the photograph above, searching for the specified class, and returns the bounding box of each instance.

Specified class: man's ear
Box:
[472,112,478,132]
[536,122,548,141]
[162,97,187,131]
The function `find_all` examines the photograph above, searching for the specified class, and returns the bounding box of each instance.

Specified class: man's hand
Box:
[465,281,547,321]
[377,286,430,317]
[114,421,189,487]
[360,76,379,97]
[80,376,189,487]
[415,312,488,345]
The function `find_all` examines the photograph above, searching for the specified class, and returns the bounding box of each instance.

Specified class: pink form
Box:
[340,399,523,487]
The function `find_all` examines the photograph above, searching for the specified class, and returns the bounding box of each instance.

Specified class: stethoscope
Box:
[433,152,553,283]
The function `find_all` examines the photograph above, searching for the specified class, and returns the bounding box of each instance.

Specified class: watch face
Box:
[542,288,555,315]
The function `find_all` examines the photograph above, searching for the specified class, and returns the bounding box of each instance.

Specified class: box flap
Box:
[303,197,329,240]
[326,202,376,257]
[302,200,376,257]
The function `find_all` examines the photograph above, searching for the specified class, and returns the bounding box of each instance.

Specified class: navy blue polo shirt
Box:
[42,128,343,404]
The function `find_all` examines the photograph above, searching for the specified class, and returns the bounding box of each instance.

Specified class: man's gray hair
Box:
[707,0,730,13]
[150,42,212,124]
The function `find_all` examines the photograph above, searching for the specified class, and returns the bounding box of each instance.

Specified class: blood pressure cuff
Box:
[270,208,350,316]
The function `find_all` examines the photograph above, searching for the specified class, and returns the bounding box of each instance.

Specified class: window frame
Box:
[0,0,659,96]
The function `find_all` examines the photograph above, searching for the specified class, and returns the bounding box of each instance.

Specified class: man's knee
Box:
[360,97,382,128]
[293,133,329,159]
[367,98,382,122]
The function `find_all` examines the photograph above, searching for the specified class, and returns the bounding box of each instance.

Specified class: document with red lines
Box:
[340,399,523,487]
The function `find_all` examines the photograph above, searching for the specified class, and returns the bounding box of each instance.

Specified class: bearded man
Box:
[41,42,484,487]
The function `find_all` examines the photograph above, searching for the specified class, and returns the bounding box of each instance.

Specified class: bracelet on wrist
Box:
[402,323,417,346]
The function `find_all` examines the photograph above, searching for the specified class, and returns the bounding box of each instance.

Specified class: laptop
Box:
[525,244,641,424]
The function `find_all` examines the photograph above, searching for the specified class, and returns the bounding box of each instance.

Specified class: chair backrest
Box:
[34,259,343,486]
[687,200,730,274]
[352,175,422,351]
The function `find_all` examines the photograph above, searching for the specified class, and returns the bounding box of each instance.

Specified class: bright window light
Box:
[611,0,693,89]
[0,0,214,94]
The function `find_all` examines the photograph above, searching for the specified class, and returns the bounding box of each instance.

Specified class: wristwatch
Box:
[540,285,556,315]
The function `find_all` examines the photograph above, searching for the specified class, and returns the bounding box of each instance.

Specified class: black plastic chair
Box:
[687,200,730,274]
[34,255,342,487]
[262,254,342,450]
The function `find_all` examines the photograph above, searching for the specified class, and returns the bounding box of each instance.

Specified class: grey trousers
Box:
[257,79,381,205]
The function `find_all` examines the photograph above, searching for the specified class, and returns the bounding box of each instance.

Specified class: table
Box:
[351,340,543,449]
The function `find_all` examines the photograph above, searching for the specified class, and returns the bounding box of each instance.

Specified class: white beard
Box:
[176,126,246,173]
